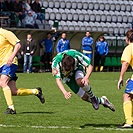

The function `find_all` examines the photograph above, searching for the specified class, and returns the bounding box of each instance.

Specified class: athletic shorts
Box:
[66,69,84,94]
[0,64,18,79]
[125,79,133,94]
[83,53,92,60]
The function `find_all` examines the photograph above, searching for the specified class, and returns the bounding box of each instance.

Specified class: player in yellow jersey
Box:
[0,28,45,114]
[118,29,133,128]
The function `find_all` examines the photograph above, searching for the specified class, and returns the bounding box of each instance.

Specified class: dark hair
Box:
[62,54,75,71]
[99,36,105,41]
[126,29,133,43]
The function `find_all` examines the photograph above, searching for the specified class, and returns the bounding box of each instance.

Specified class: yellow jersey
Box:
[0,28,20,67]
[121,43,133,69]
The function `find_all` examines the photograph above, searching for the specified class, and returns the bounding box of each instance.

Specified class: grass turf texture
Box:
[0,72,133,133]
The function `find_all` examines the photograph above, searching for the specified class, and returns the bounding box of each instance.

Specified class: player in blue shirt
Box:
[40,30,58,72]
[94,36,108,72]
[56,33,70,53]
[82,31,94,60]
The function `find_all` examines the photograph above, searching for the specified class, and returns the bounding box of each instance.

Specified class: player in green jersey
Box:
[52,49,115,111]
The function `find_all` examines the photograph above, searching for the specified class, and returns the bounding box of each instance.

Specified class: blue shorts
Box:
[0,64,18,78]
[83,53,92,60]
[125,79,133,94]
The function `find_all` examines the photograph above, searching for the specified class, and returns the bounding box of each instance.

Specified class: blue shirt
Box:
[40,38,53,53]
[82,36,94,51]
[56,39,70,53]
[40,32,58,53]
[95,41,108,55]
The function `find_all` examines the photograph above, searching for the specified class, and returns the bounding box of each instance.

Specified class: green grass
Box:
[0,72,133,133]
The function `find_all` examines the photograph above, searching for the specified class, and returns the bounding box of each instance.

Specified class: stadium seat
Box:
[77,1,83,10]
[67,12,73,21]
[55,11,62,21]
[45,12,50,20]
[115,2,121,11]
[99,1,105,11]
[78,12,84,22]
[104,1,110,11]
[110,1,116,11]
[54,0,60,9]
[111,11,118,23]
[97,23,102,32]
[101,22,108,32]
[95,10,103,22]
[126,12,133,23]
[104,57,112,71]
[120,1,126,11]
[106,11,112,22]
[117,11,124,23]
[49,12,56,21]
[117,57,122,67]
[89,10,97,22]
[48,0,54,8]
[83,21,89,27]
[32,56,44,71]
[82,1,88,10]
[88,1,94,10]
[43,1,48,8]
[73,13,79,21]
[84,13,90,22]
[66,0,72,9]
[48,20,54,26]
[126,1,132,12]
[71,1,77,9]
[60,0,66,9]
[93,1,99,10]
[36,19,44,29]
[61,12,68,21]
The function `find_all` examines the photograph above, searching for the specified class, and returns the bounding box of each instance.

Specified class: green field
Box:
[0,72,133,133]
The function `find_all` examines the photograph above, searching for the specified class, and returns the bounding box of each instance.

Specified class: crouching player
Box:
[52,49,115,112]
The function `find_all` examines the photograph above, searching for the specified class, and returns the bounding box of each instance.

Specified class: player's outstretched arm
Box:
[56,78,72,99]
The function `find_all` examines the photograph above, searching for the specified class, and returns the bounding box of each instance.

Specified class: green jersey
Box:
[52,49,91,83]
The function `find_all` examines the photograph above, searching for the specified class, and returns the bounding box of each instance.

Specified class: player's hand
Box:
[64,92,72,99]
[7,57,13,66]
[126,78,130,84]
[117,78,123,90]
[81,77,88,85]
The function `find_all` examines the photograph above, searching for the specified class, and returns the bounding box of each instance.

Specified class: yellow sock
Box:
[95,66,98,71]
[123,101,132,125]
[3,86,14,110]
[100,66,104,72]
[17,88,38,96]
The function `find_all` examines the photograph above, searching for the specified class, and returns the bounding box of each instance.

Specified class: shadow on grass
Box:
[19,111,55,114]
[80,123,119,128]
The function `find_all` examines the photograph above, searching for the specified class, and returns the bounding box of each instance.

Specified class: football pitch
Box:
[0,72,133,133]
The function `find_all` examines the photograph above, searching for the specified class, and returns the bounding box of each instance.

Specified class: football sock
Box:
[100,66,104,72]
[17,88,38,96]
[123,101,132,125]
[98,97,103,104]
[95,66,98,72]
[82,85,94,98]
[3,86,14,110]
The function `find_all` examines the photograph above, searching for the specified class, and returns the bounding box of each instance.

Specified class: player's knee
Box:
[81,93,88,101]
[0,81,7,88]
[76,78,84,87]
[123,93,131,102]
